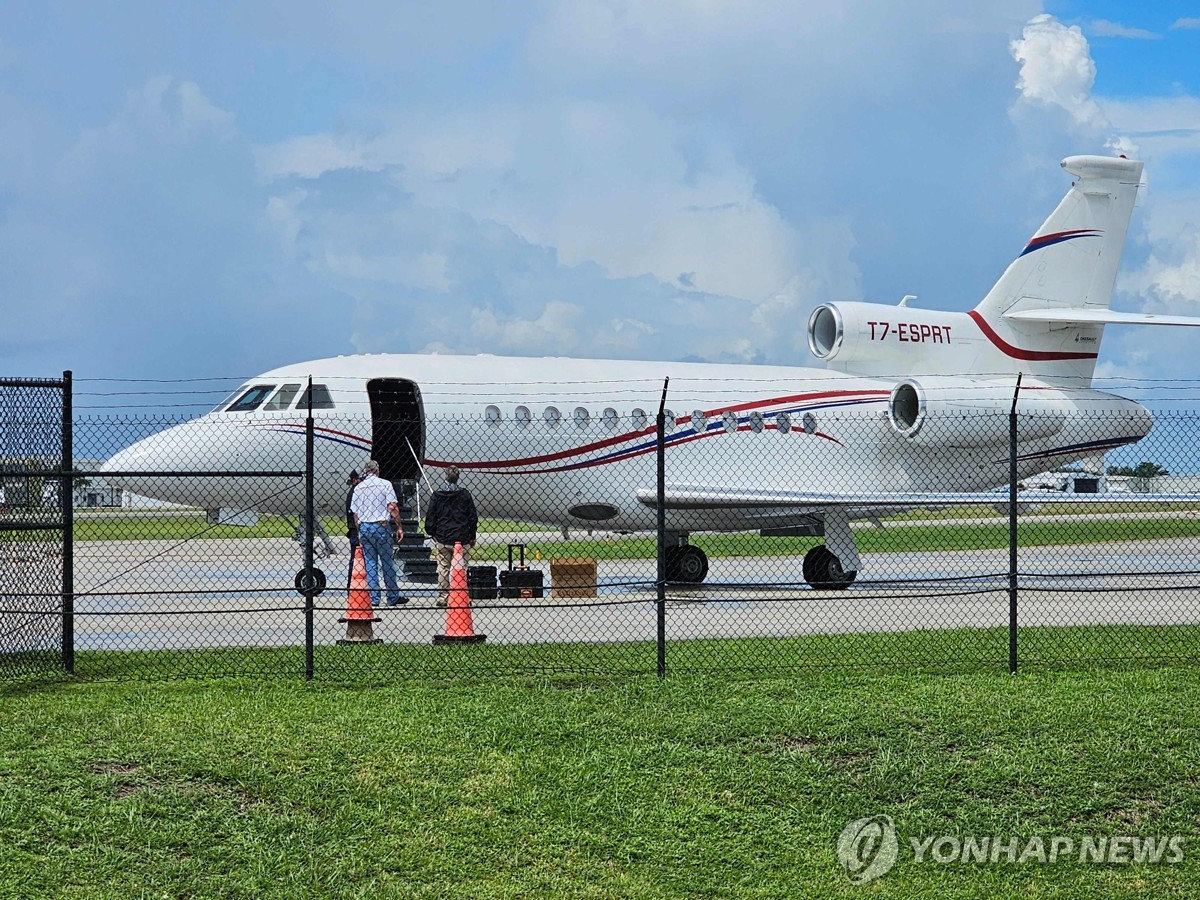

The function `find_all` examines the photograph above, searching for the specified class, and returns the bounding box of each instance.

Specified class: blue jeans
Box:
[358,523,401,605]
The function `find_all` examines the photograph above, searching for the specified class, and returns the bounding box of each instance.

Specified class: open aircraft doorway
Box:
[367,378,424,484]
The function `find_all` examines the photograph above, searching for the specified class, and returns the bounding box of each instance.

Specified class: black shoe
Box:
[386,597,408,606]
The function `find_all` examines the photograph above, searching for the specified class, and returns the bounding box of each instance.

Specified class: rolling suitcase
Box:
[498,543,544,598]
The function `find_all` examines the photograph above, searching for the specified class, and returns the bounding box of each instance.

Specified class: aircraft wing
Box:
[634,484,1200,512]
[1004,308,1200,327]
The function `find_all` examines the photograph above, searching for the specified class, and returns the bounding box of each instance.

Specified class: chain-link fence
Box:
[3,374,1200,681]
[0,376,68,679]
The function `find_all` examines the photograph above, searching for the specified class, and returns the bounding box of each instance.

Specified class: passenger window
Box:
[602,408,619,431]
[803,413,817,434]
[226,385,276,412]
[749,411,765,433]
[663,409,676,433]
[631,408,648,430]
[544,406,561,428]
[691,410,707,433]
[776,411,792,433]
[722,411,738,434]
[297,384,336,410]
[485,405,502,427]
[515,405,531,428]
[574,407,590,429]
[264,384,302,411]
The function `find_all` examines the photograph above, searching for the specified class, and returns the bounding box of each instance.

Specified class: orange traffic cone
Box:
[338,545,383,645]
[433,541,486,644]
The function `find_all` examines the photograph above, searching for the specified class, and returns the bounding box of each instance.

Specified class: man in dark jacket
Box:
[424,466,478,606]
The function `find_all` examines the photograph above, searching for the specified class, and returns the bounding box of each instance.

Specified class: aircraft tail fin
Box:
[970,155,1144,385]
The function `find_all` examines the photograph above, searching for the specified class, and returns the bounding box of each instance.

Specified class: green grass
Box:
[3,643,1200,898]
[43,624,1200,687]
[69,514,307,542]
[473,515,1200,562]
[32,510,1200,566]
[57,514,551,543]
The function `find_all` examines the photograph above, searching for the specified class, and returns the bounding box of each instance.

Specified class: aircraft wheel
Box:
[665,545,709,584]
[803,545,857,590]
[675,545,709,583]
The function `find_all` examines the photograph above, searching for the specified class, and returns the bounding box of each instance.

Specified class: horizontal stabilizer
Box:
[1005,308,1200,327]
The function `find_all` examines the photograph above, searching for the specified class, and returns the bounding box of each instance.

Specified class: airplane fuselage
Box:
[102,353,1151,535]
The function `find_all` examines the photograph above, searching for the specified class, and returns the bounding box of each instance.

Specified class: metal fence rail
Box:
[3,374,1200,680]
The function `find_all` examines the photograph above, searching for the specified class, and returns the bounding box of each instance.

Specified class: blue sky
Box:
[2,1,1199,395]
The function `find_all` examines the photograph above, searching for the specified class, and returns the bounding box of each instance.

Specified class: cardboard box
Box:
[550,558,597,598]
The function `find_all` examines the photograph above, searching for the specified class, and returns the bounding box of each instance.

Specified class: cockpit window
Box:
[211,389,242,413]
[226,385,276,412]
[264,383,302,411]
[296,383,336,410]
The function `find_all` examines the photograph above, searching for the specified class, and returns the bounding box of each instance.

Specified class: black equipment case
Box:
[467,565,498,601]
[498,543,544,598]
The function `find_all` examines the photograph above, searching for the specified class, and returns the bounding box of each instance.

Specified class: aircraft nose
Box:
[101,439,153,475]
[100,422,207,505]
[101,426,183,476]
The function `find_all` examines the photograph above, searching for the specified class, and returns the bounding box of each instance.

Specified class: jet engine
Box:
[807,301,973,378]
[886,376,1070,448]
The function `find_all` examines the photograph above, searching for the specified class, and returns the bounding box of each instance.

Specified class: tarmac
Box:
[42,533,1200,651]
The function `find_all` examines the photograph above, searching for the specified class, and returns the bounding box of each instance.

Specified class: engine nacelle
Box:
[886,376,1070,448]
[808,301,976,378]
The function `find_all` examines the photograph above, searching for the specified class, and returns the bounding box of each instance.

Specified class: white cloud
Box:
[1121,193,1200,308]
[1088,20,1160,40]
[259,100,848,313]
[256,134,372,180]
[468,301,585,355]
[1098,96,1200,160]
[1009,14,1106,130]
[1170,18,1200,31]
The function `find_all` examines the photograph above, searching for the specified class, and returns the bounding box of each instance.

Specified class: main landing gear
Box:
[662,511,860,590]
[802,545,857,591]
[799,509,860,590]
[665,541,709,584]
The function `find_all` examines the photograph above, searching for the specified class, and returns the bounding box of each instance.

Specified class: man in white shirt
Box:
[349,459,406,606]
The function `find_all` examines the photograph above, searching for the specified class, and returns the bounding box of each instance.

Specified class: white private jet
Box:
[102,155,1200,588]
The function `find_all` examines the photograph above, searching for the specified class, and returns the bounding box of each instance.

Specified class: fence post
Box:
[1008,374,1021,675]
[656,377,669,678]
[61,370,74,675]
[304,376,315,680]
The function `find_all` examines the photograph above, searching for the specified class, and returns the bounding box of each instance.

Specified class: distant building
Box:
[1132,475,1200,494]
[1022,469,1108,494]
[1,458,124,509]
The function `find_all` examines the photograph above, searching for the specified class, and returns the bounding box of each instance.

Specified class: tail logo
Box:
[1019,229,1102,257]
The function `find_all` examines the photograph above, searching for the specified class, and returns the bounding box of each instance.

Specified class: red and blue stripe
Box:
[1019,229,1102,257]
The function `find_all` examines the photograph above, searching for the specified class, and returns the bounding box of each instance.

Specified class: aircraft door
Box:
[367,379,425,484]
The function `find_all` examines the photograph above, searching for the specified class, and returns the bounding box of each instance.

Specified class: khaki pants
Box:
[433,541,471,604]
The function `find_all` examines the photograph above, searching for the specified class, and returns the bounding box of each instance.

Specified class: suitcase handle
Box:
[507,543,526,570]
